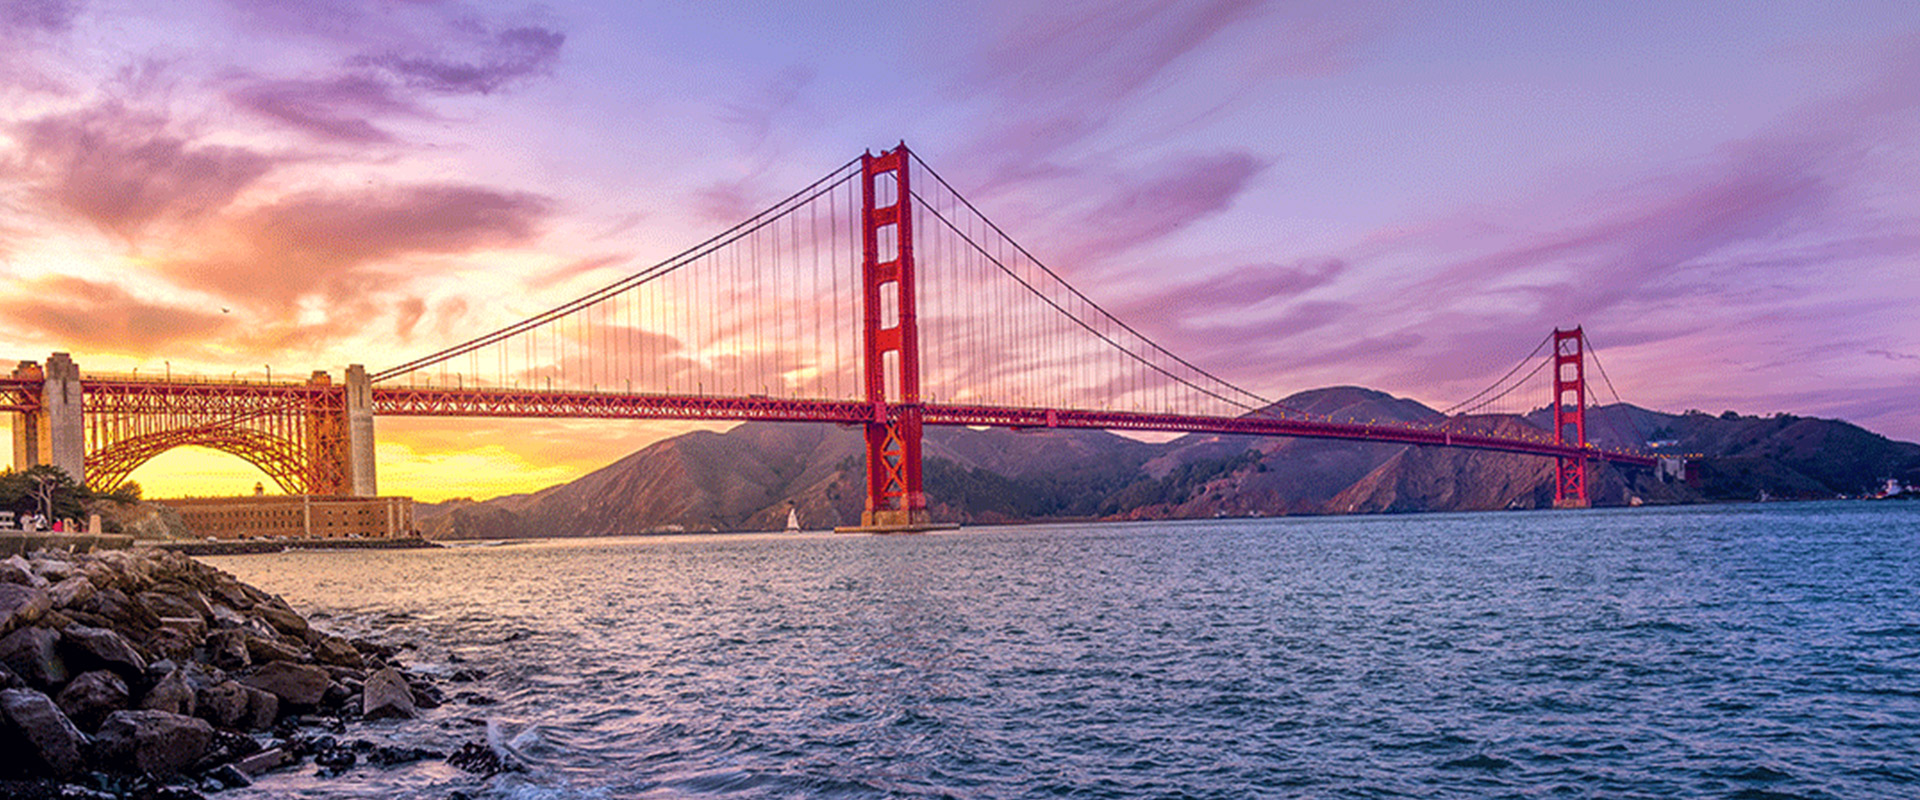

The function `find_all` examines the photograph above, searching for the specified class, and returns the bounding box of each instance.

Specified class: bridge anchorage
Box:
[4,142,1658,526]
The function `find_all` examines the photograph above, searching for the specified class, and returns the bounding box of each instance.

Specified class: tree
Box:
[0,465,85,523]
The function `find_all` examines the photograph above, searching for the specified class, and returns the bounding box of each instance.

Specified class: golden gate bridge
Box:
[2,144,1658,530]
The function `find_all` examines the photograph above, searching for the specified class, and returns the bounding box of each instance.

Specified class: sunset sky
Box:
[3,1,1917,501]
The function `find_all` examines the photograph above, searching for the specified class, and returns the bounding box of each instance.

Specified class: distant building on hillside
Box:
[161,495,415,540]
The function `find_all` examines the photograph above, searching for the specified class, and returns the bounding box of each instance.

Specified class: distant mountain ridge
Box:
[415,387,1920,538]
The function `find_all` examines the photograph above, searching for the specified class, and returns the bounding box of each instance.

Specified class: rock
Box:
[0,662,21,689]
[313,636,364,669]
[28,556,74,583]
[0,583,52,634]
[0,688,88,778]
[75,588,158,638]
[242,662,329,708]
[241,684,279,731]
[47,576,94,610]
[54,669,128,732]
[361,668,416,720]
[208,580,254,611]
[453,691,498,706]
[233,746,289,777]
[207,763,252,789]
[155,615,206,643]
[368,745,444,766]
[59,625,146,679]
[0,626,68,690]
[254,602,308,638]
[314,744,356,776]
[196,680,250,729]
[137,591,209,623]
[349,638,396,660]
[94,709,215,777]
[140,667,195,717]
[146,627,198,663]
[408,677,444,710]
[242,632,304,665]
[209,604,245,630]
[0,556,33,586]
[322,665,366,683]
[206,629,250,671]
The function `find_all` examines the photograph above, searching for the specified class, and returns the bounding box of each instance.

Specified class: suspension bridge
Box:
[3,143,1660,530]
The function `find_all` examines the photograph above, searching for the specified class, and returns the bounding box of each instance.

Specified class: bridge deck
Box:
[1,378,1657,468]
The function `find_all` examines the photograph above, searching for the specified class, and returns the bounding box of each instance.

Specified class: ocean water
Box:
[205,501,1920,799]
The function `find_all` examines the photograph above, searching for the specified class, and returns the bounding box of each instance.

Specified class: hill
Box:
[415,388,1920,538]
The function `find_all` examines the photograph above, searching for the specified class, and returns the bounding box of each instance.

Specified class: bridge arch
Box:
[88,426,315,495]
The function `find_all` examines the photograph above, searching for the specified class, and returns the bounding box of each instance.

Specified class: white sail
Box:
[785,508,801,532]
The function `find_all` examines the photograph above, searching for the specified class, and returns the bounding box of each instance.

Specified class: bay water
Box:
[206,501,1920,799]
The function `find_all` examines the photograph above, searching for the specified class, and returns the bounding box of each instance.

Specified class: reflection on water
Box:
[208,502,1920,799]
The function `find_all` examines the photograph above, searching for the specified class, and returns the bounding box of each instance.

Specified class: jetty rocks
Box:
[0,548,446,797]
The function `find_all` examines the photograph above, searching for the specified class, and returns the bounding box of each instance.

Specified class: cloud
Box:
[362,25,564,95]
[162,183,553,309]
[8,102,277,239]
[718,66,813,148]
[952,1,1381,180]
[0,276,228,354]
[1867,349,1920,362]
[1,0,81,35]
[1065,151,1269,263]
[228,73,422,143]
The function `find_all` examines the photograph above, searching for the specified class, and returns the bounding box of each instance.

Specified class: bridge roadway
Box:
[1,376,1658,468]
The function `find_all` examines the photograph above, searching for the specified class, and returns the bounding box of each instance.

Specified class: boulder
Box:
[59,624,147,679]
[361,667,417,720]
[146,626,197,663]
[0,583,52,634]
[47,576,93,610]
[155,615,207,642]
[243,632,304,664]
[137,590,209,623]
[75,587,159,637]
[94,709,214,777]
[0,688,88,778]
[208,580,255,611]
[140,667,195,717]
[210,603,246,629]
[197,680,250,729]
[53,669,128,732]
[0,555,34,586]
[0,626,68,690]
[241,662,329,708]
[27,556,74,584]
[254,602,309,638]
[313,635,364,668]
[242,683,279,731]
[207,629,251,671]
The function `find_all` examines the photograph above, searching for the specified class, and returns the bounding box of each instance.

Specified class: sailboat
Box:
[785,507,801,532]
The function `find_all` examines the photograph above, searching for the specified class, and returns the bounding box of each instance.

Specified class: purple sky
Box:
[3,1,1917,498]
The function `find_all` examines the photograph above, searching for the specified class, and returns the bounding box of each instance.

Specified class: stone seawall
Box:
[151,537,440,557]
[0,534,135,557]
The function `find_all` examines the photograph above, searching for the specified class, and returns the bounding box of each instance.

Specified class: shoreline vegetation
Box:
[0,547,506,799]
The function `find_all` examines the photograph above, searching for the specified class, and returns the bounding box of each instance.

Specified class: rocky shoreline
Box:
[0,547,500,799]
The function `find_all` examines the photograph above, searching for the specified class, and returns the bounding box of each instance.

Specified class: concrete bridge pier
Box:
[10,354,85,485]
[345,363,376,496]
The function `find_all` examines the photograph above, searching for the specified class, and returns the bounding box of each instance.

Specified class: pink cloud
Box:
[0,276,229,355]
[362,25,564,95]
[1063,151,1268,263]
[228,73,422,143]
[9,102,276,239]
[1,0,80,35]
[162,183,551,310]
